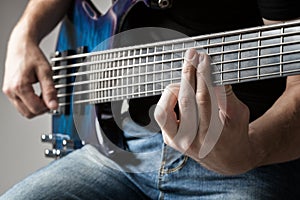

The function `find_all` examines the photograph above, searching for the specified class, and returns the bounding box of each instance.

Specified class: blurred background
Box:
[0,0,111,195]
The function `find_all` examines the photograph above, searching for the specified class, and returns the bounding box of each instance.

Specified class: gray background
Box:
[0,0,111,195]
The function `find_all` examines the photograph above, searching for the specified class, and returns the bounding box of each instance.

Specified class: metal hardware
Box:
[48,109,61,115]
[150,0,173,9]
[158,0,172,9]
[44,149,74,158]
[41,134,55,143]
[41,133,84,158]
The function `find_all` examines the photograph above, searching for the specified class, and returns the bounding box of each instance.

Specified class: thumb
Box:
[36,58,58,110]
[214,85,248,123]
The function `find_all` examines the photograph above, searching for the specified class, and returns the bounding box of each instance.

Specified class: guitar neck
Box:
[52,19,300,106]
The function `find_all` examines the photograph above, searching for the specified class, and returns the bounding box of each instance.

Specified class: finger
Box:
[9,96,35,118]
[196,53,223,159]
[15,83,49,116]
[175,48,199,151]
[36,55,58,110]
[2,66,48,117]
[195,53,213,135]
[215,84,249,124]
[214,85,233,115]
[155,84,179,139]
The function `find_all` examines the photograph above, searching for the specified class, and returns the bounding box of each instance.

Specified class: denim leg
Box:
[120,118,300,199]
[157,144,300,200]
[0,145,149,200]
[3,116,300,200]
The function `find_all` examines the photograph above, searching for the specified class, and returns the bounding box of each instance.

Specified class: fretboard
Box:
[52,20,300,106]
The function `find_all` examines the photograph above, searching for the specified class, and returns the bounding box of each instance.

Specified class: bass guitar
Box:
[41,0,300,158]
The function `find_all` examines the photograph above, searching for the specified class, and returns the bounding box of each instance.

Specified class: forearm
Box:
[11,0,72,44]
[3,0,72,117]
[249,76,300,166]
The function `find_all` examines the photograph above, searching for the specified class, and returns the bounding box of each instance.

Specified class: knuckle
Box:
[164,84,179,95]
[22,112,34,119]
[27,114,35,119]
[241,103,250,118]
[44,87,57,98]
[165,84,174,91]
[30,103,47,115]
[196,91,210,104]
[31,107,42,115]
[162,134,174,148]
[40,64,52,75]
[14,82,29,94]
[179,97,193,110]
[2,85,10,96]
[182,64,195,74]
[154,106,166,123]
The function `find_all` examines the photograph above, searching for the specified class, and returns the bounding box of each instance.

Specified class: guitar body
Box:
[48,0,152,157]
[45,0,300,157]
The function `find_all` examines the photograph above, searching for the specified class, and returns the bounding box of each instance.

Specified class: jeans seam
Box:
[164,155,189,174]
[157,143,168,200]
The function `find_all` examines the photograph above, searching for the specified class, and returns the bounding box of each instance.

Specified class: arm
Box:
[155,20,300,175]
[2,0,72,118]
[249,19,300,166]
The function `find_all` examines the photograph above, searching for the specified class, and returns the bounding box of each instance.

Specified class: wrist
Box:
[248,125,269,168]
[11,21,41,45]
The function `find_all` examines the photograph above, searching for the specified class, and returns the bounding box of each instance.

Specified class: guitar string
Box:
[51,29,300,86]
[51,39,300,83]
[51,29,300,73]
[59,64,300,107]
[54,42,300,100]
[52,20,300,106]
[53,47,300,90]
[56,58,300,106]
[50,19,300,64]
[52,44,300,86]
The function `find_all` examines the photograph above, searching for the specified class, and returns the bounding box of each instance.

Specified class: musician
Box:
[2,0,300,199]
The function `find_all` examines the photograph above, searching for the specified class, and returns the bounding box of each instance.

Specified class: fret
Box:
[112,60,116,97]
[107,56,111,99]
[195,38,208,49]
[279,27,284,76]
[90,55,95,102]
[208,37,223,63]
[257,30,261,80]
[138,50,142,97]
[97,55,101,102]
[237,34,242,82]
[220,37,225,85]
[162,44,171,51]
[240,32,258,81]
[170,48,174,84]
[109,60,112,98]
[103,58,107,99]
[96,54,99,100]
[222,34,239,80]
[95,54,100,102]
[134,48,139,56]
[260,28,282,77]
[122,67,127,96]
[184,40,195,49]
[148,65,154,94]
[100,54,104,101]
[283,32,299,70]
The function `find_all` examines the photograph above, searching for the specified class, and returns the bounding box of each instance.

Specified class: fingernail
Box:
[48,100,58,109]
[184,48,196,60]
[199,53,204,62]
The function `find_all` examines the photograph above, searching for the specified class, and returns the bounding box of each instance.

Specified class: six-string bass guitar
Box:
[41,0,300,158]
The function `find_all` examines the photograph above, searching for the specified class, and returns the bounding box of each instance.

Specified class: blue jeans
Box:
[1,117,300,200]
